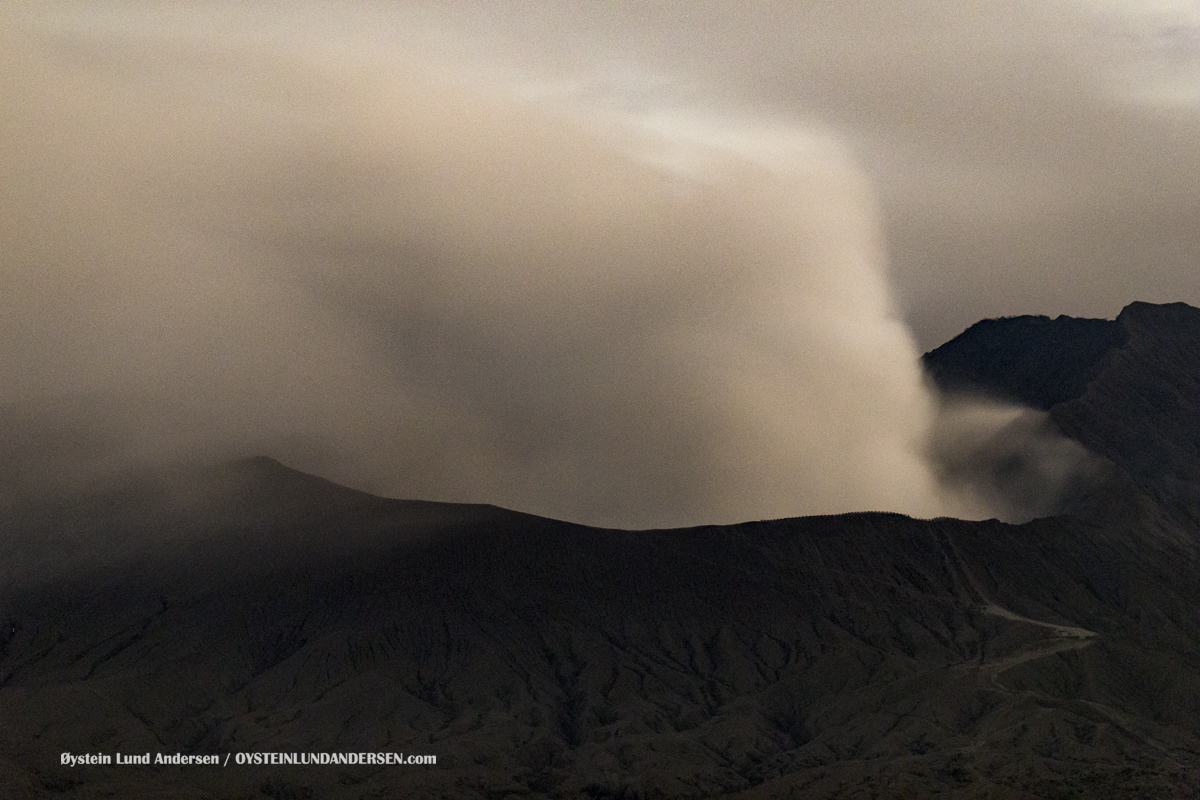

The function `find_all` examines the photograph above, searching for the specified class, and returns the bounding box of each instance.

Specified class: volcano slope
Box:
[2,301,1200,799]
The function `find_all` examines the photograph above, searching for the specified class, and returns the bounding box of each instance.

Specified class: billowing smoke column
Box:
[0,5,1062,528]
[927,398,1110,524]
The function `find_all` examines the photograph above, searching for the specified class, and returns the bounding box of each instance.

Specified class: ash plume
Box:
[927,397,1110,523]
[0,3,1103,528]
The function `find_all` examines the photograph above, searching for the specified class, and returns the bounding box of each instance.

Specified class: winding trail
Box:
[940,533,1098,691]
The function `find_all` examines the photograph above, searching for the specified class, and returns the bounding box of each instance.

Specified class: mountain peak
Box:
[922,311,1126,410]
[926,301,1200,515]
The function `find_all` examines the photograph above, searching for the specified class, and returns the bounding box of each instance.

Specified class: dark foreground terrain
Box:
[2,301,1199,799]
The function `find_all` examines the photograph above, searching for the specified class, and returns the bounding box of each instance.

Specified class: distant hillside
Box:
[923,312,1127,410]
[925,301,1200,517]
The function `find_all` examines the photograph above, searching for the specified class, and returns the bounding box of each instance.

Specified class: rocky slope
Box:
[2,302,1199,799]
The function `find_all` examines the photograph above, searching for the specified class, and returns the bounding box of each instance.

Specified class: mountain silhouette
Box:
[2,302,1200,799]
[925,301,1200,517]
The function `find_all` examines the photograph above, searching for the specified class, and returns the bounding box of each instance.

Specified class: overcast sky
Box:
[195,0,1200,345]
[402,0,1200,347]
[2,1,1197,527]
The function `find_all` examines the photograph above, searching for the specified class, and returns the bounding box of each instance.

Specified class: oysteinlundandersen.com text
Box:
[61,751,436,767]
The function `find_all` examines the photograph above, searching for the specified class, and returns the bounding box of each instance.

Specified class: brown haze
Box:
[2,2,1195,528]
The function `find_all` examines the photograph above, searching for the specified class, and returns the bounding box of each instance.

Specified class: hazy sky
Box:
[403,0,1200,347]
[2,1,1197,527]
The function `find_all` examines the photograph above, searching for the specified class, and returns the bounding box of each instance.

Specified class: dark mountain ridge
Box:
[922,313,1128,412]
[2,302,1200,798]
[925,301,1200,518]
